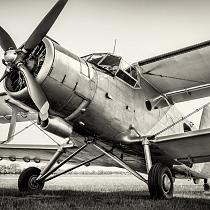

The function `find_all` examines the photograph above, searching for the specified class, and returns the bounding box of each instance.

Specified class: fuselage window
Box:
[125,67,138,80]
[183,123,192,132]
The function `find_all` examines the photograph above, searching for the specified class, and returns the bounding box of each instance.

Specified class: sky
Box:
[1,0,210,143]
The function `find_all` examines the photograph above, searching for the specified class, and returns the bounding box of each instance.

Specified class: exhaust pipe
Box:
[40,116,73,138]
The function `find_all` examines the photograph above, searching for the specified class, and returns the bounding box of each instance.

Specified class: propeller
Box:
[0,26,16,51]
[17,63,49,121]
[0,71,9,83]
[0,0,68,121]
[24,0,68,51]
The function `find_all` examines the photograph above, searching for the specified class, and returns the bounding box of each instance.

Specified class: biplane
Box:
[0,0,210,199]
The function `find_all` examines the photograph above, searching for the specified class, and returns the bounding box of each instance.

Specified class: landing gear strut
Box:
[142,138,174,199]
[18,140,105,194]
[17,137,174,199]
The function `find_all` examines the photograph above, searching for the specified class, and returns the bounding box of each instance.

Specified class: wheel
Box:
[18,167,44,193]
[148,163,174,199]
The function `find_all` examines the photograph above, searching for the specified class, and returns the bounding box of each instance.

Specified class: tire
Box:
[18,167,44,193]
[148,163,174,199]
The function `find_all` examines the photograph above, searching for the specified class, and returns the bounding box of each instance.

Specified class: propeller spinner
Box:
[0,0,68,121]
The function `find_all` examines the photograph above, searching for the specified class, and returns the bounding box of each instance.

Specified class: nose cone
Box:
[4,50,17,63]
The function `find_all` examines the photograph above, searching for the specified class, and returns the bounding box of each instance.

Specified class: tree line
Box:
[0,163,129,175]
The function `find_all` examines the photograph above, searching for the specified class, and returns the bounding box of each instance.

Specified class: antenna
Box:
[112,39,117,54]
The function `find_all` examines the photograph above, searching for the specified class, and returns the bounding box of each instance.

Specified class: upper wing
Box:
[135,40,210,105]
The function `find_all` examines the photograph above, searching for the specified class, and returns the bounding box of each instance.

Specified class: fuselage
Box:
[5,37,206,175]
[4,37,192,142]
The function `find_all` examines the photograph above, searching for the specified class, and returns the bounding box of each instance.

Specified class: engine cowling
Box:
[4,37,97,119]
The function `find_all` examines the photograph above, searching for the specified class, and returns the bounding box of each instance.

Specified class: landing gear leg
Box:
[142,138,152,173]
[142,138,174,199]
[18,140,105,194]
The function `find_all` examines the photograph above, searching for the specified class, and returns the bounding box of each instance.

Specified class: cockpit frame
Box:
[81,53,140,89]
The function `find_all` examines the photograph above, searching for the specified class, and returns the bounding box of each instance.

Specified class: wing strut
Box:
[0,108,17,144]
[6,108,17,143]
[150,100,210,140]
[93,143,148,184]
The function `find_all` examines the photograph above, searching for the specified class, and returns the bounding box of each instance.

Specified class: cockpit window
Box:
[120,59,138,80]
[81,53,140,88]
[86,54,102,65]
[116,70,137,87]
[100,54,121,67]
[118,59,139,87]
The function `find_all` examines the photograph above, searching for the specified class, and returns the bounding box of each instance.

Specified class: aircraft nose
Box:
[39,41,97,115]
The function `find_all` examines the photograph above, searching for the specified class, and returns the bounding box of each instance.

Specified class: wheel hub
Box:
[162,173,171,193]
[28,175,39,190]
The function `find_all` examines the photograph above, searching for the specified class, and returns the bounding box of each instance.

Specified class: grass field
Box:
[0,175,210,210]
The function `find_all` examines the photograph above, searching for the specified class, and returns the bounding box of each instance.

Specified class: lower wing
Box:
[0,93,37,124]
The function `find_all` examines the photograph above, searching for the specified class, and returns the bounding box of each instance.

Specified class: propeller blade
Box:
[0,71,9,83]
[24,0,68,51]
[17,63,49,120]
[0,26,17,51]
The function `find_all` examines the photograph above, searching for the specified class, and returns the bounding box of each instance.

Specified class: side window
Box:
[125,66,138,80]
[116,70,137,87]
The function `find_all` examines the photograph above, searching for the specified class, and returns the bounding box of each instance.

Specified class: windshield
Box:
[82,53,121,74]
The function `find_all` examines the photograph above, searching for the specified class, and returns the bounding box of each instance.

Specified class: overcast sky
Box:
[1,0,210,143]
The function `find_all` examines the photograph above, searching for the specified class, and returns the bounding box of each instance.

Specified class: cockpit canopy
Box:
[82,53,121,72]
[82,53,140,88]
